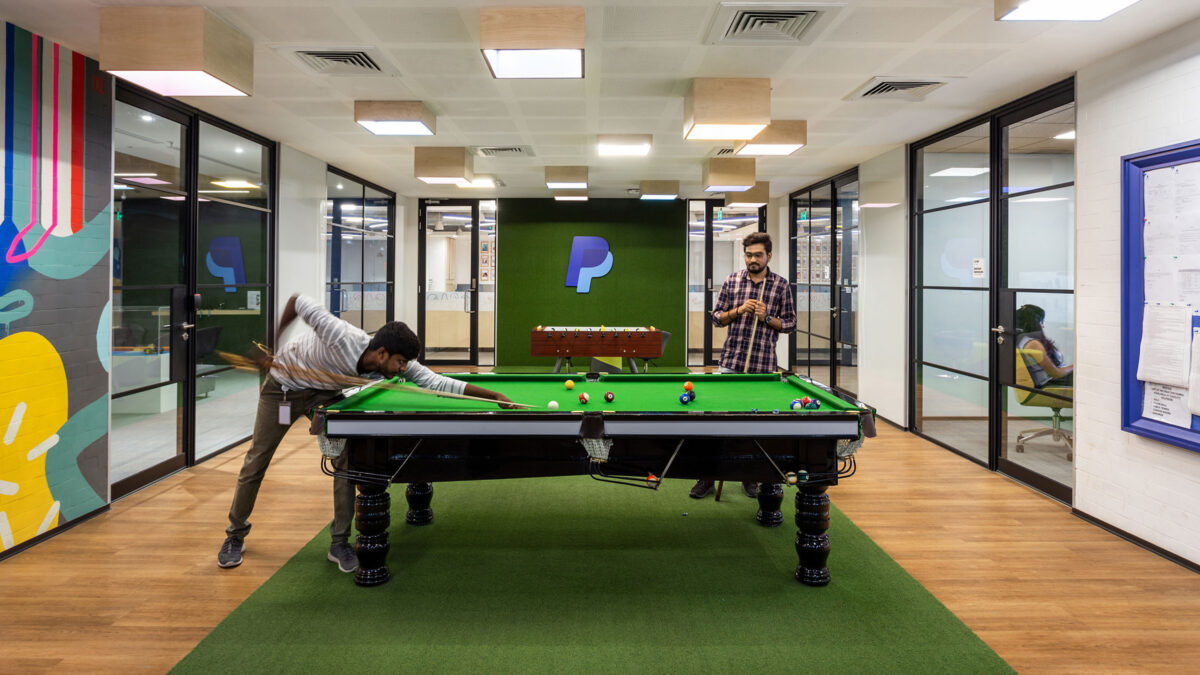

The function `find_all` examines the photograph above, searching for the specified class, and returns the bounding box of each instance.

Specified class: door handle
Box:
[991,325,1006,345]
[178,322,194,342]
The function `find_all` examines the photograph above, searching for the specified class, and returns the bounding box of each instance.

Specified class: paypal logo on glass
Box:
[565,236,612,294]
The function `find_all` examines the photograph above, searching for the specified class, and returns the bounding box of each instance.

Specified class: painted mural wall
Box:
[0,22,112,553]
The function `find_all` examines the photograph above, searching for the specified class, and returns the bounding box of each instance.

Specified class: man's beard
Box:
[747,262,763,272]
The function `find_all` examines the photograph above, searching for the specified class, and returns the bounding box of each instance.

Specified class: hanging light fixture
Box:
[554,190,588,201]
[415,147,474,187]
[480,7,585,78]
[734,121,807,156]
[545,166,588,190]
[725,181,769,208]
[355,101,435,136]
[683,78,770,141]
[100,7,252,96]
[703,157,756,192]
[639,180,679,201]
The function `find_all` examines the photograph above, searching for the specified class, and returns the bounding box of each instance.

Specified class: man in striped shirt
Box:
[218,294,512,572]
[690,232,796,500]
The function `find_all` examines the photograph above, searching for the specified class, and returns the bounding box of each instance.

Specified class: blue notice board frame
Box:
[1121,138,1200,454]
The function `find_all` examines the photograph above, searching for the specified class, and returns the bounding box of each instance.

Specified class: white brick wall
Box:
[1075,15,1200,564]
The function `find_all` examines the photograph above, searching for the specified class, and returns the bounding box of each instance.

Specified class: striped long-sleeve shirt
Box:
[711,268,795,373]
[271,295,465,395]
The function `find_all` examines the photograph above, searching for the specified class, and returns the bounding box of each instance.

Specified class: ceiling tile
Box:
[288,100,354,119]
[521,118,588,132]
[824,6,954,43]
[436,99,511,118]
[893,48,1007,77]
[697,47,802,77]
[601,77,686,98]
[414,77,500,98]
[602,6,711,43]
[599,98,670,118]
[772,76,868,99]
[518,99,588,117]
[932,7,1056,44]
[354,8,472,44]
[506,80,587,99]
[602,46,689,75]
[795,47,904,75]
[451,118,519,133]
[389,48,489,77]
[223,7,362,43]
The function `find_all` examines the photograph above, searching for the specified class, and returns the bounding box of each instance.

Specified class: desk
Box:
[317,373,865,588]
[530,326,665,372]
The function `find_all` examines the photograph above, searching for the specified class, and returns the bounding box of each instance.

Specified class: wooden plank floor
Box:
[2,422,1198,673]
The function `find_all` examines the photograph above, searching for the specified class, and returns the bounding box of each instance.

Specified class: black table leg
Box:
[405,482,434,525]
[354,482,391,587]
[795,484,831,586]
[755,482,784,527]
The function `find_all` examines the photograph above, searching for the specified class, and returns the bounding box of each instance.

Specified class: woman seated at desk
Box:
[1016,304,1073,387]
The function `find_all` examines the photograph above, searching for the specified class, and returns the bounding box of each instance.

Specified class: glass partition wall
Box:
[111,84,275,497]
[789,170,859,394]
[418,199,495,366]
[910,79,1075,502]
[324,169,396,333]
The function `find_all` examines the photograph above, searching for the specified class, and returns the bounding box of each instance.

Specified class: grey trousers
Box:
[225,376,354,545]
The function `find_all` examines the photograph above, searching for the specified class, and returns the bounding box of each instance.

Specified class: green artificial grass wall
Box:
[175,477,1011,674]
[495,198,687,368]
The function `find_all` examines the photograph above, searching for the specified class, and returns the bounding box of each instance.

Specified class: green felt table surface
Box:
[328,373,859,414]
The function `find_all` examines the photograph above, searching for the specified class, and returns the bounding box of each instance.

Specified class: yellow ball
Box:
[565,380,575,390]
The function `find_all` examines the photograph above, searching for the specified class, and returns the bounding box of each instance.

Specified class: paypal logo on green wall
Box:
[565,236,612,293]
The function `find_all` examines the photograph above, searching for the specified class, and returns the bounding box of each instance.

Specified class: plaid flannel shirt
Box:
[711,268,795,373]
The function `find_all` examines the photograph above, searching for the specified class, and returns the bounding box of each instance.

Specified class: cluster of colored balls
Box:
[789,396,821,410]
[678,381,697,405]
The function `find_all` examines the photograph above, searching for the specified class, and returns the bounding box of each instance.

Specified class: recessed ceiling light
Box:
[996,0,1142,21]
[1013,196,1070,203]
[554,189,588,201]
[597,134,652,156]
[140,114,154,122]
[931,167,989,177]
[234,146,244,154]
[415,147,474,186]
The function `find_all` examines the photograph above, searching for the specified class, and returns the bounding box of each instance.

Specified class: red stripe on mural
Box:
[71,51,84,233]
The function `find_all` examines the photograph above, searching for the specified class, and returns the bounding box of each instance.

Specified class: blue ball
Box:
[790,398,804,410]
[679,392,691,405]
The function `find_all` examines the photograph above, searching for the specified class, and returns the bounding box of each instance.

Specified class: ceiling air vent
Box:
[475,146,535,158]
[272,45,400,77]
[847,77,948,102]
[705,3,843,45]
[709,146,737,157]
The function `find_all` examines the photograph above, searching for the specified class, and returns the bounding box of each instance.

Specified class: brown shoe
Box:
[742,481,759,498]
[689,479,715,499]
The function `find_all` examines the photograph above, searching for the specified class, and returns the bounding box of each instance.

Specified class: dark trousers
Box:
[225,376,353,544]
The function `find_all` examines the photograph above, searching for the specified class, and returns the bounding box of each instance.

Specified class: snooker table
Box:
[315,373,868,588]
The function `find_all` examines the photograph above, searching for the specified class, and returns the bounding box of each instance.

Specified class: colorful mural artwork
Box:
[0,23,112,553]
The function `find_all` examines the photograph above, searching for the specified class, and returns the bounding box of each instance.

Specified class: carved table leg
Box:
[405,482,434,525]
[795,484,831,586]
[755,482,784,527]
[354,482,391,587]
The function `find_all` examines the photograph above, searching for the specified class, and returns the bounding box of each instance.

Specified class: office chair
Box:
[1014,347,1073,461]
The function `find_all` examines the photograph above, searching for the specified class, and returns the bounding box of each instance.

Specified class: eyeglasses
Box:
[744,251,767,260]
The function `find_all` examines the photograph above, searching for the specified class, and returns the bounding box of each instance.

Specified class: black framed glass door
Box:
[111,84,275,497]
[418,198,480,365]
[911,79,1075,502]
[325,167,396,333]
[789,169,858,389]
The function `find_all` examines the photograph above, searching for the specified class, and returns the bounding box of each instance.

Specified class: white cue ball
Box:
[547,401,559,410]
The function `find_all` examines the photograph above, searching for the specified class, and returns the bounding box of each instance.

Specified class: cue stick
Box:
[742,277,769,373]
[217,350,537,408]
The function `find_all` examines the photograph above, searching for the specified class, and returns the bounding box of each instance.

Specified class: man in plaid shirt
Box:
[690,232,796,499]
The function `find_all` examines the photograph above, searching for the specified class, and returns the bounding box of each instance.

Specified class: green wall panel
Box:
[496,198,686,368]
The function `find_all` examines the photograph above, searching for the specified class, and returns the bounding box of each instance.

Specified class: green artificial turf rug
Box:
[174,477,1011,674]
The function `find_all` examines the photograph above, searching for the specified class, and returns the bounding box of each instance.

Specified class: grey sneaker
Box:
[328,542,359,573]
[218,535,244,568]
